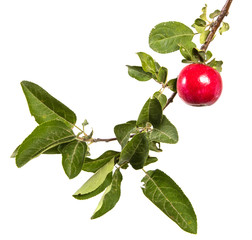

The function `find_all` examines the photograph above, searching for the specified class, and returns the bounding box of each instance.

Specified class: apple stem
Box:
[163,92,177,110]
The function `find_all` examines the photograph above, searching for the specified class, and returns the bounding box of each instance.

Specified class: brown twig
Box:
[87,0,233,144]
[91,91,176,142]
[163,92,177,110]
[92,137,117,143]
[201,0,233,51]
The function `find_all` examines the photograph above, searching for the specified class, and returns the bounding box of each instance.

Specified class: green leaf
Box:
[149,21,194,54]
[11,141,73,157]
[192,24,206,34]
[10,145,20,158]
[200,30,210,44]
[16,120,76,168]
[209,9,221,19]
[181,59,193,64]
[42,145,62,154]
[82,151,120,173]
[43,142,72,154]
[200,4,207,21]
[157,67,168,84]
[144,156,158,167]
[192,48,206,63]
[114,122,137,148]
[126,120,137,126]
[219,22,229,35]
[142,169,197,234]
[127,66,152,81]
[91,169,123,219]
[194,18,206,27]
[153,92,167,109]
[205,50,213,61]
[61,140,87,179]
[179,42,197,61]
[82,119,89,128]
[73,158,114,200]
[207,58,223,72]
[136,52,156,74]
[154,62,161,72]
[118,133,149,170]
[167,78,177,93]
[21,81,77,128]
[137,97,163,127]
[149,141,162,152]
[150,115,178,144]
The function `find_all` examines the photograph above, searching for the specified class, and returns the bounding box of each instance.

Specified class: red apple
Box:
[177,63,222,106]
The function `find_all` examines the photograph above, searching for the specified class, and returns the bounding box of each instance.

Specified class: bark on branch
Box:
[201,0,233,52]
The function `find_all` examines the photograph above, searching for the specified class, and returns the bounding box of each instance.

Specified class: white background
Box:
[1,0,251,239]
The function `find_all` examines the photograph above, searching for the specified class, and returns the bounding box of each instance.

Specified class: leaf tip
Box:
[72,194,79,200]
[20,80,27,85]
[15,159,24,168]
[90,214,97,220]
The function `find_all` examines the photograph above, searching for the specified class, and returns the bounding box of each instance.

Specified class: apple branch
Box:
[163,92,177,110]
[201,0,233,52]
[92,137,117,143]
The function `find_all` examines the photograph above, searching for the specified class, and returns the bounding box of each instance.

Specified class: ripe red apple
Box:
[177,63,222,106]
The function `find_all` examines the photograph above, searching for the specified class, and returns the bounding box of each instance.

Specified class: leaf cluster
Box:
[11,76,196,232]
[127,52,177,92]
[192,4,230,40]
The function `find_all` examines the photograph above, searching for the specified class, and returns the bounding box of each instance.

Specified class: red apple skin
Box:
[177,64,223,106]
